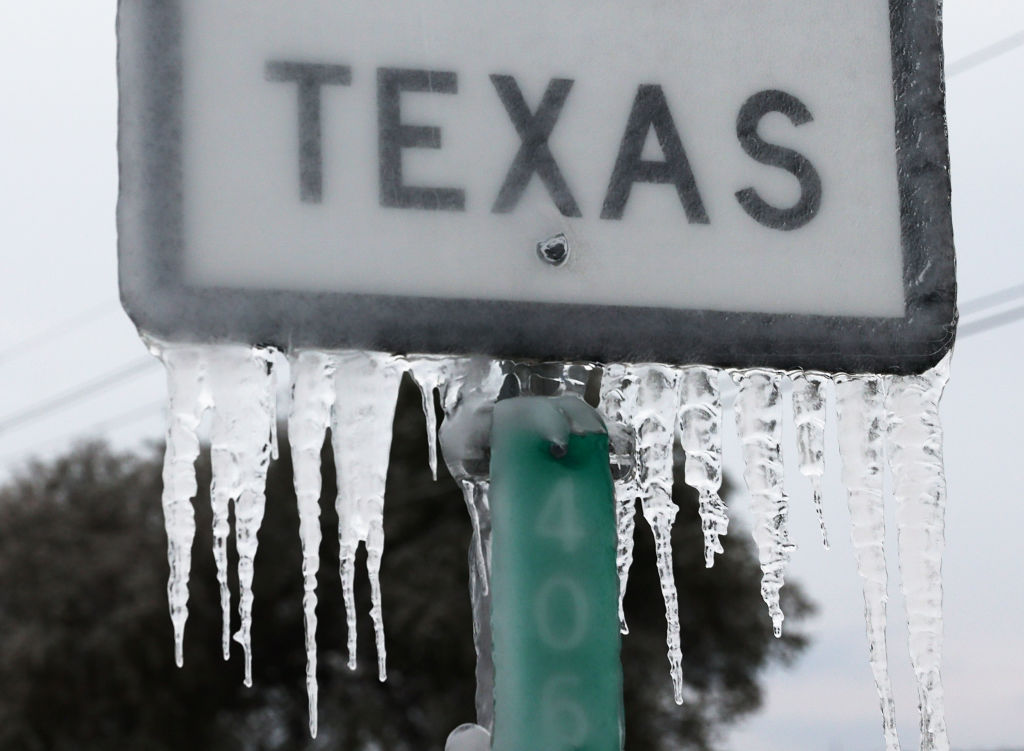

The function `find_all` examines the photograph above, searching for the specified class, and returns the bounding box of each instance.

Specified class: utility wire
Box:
[1,280,1022,439]
[1,23,1021,469]
[959,303,1024,338]
[0,282,1022,464]
[0,400,165,470]
[0,356,158,437]
[958,281,1024,316]
[0,299,120,367]
[947,30,1024,78]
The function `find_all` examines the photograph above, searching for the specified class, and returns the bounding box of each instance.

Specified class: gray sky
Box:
[1,3,1022,750]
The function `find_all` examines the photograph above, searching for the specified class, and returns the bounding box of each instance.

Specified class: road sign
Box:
[118,0,956,374]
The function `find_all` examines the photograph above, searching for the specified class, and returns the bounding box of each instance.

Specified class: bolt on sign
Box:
[118,0,955,374]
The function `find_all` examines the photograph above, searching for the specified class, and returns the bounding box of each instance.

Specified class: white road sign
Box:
[118,0,956,373]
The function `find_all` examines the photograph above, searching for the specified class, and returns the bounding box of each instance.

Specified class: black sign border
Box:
[118,0,956,375]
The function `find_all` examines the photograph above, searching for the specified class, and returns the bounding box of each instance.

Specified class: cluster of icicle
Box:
[152,341,951,751]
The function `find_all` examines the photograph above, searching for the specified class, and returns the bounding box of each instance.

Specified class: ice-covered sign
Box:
[118,0,955,374]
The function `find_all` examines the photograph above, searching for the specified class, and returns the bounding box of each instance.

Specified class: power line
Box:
[959,303,1024,338]
[947,30,1024,78]
[0,356,159,437]
[958,282,1024,316]
[0,295,1021,466]
[0,299,120,367]
[2,280,1022,439]
[0,400,165,470]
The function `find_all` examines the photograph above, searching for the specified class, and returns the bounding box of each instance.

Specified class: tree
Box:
[0,376,812,750]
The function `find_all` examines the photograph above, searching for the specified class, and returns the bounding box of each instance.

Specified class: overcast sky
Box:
[1,2,1022,750]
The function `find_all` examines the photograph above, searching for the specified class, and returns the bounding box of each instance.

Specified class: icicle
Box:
[207,346,278,687]
[677,366,728,568]
[598,364,640,634]
[457,477,490,593]
[288,352,336,738]
[463,477,496,731]
[155,346,210,668]
[437,357,506,731]
[330,350,407,681]
[408,357,455,481]
[886,356,951,751]
[733,369,794,638]
[835,374,900,751]
[791,372,831,549]
[206,349,245,662]
[600,364,684,704]
[611,477,638,636]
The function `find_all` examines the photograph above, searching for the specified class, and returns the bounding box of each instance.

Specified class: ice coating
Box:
[835,374,900,751]
[677,366,728,568]
[885,356,951,751]
[791,372,831,549]
[287,352,336,737]
[512,361,593,398]
[207,346,278,687]
[155,346,210,667]
[732,369,794,638]
[600,364,685,705]
[147,342,956,747]
[330,351,407,681]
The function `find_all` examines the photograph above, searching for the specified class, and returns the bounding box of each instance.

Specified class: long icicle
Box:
[206,346,278,685]
[601,364,685,704]
[232,348,276,687]
[330,351,406,681]
[677,366,728,568]
[464,477,495,730]
[156,345,209,668]
[635,365,685,705]
[437,357,506,731]
[438,358,505,595]
[599,364,640,634]
[733,369,794,638]
[288,351,336,738]
[207,348,248,662]
[886,356,951,751]
[835,374,901,751]
[791,372,832,549]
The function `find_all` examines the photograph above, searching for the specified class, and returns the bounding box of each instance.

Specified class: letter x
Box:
[490,75,581,217]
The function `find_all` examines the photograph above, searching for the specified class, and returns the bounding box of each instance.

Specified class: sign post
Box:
[489,396,622,751]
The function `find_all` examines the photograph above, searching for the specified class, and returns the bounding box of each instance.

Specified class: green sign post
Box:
[489,396,623,751]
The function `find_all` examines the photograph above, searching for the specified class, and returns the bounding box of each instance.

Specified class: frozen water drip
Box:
[732,369,795,638]
[150,344,954,748]
[836,374,901,751]
[677,366,728,568]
